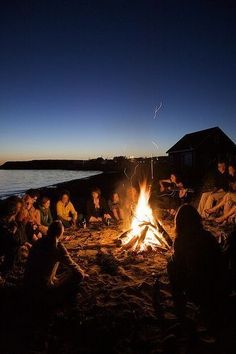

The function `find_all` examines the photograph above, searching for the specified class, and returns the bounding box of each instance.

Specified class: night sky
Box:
[0,0,236,163]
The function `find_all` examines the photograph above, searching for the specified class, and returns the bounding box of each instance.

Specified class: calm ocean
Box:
[0,170,102,198]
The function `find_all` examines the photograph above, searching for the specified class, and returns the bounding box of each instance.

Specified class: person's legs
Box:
[224,193,236,214]
[58,217,72,228]
[197,192,211,217]
[206,193,228,214]
[211,190,226,204]
[202,191,225,218]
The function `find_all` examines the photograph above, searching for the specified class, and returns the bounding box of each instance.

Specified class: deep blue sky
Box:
[0,0,236,163]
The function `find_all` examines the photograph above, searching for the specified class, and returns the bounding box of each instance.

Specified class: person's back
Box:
[24,220,86,292]
[168,204,227,332]
[174,228,224,304]
[24,236,58,289]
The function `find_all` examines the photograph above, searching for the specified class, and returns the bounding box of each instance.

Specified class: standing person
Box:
[56,190,78,228]
[24,220,88,300]
[87,188,111,223]
[38,196,53,234]
[108,192,124,221]
[167,204,226,333]
[198,161,229,218]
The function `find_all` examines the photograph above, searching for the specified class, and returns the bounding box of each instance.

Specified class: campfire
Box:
[120,182,171,253]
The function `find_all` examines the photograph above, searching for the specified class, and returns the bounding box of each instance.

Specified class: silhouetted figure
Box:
[24,220,87,305]
[167,204,227,333]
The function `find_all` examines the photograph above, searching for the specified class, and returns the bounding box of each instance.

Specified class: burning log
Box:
[137,221,171,250]
[156,220,173,247]
[119,230,131,239]
[135,226,149,252]
[122,236,139,251]
[120,181,172,253]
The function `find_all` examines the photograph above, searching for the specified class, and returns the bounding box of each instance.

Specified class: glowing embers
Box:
[121,182,171,253]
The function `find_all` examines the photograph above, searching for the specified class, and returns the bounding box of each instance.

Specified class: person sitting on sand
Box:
[108,192,124,221]
[0,197,31,274]
[197,161,229,218]
[56,190,78,228]
[167,204,227,333]
[158,173,188,214]
[38,196,53,234]
[18,192,40,225]
[17,193,42,242]
[24,220,88,298]
[87,188,111,223]
[205,177,236,224]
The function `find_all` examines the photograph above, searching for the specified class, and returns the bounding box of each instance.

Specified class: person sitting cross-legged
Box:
[38,196,53,235]
[0,197,31,274]
[24,220,88,301]
[87,188,111,223]
[108,192,124,222]
[56,190,78,228]
[197,161,229,218]
[205,180,236,224]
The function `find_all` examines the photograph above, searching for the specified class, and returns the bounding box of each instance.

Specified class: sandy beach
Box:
[1,171,236,354]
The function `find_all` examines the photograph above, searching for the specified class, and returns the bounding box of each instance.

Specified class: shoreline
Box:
[0,170,103,200]
[0,171,126,213]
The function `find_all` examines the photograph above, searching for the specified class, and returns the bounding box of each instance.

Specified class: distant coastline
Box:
[0,157,158,173]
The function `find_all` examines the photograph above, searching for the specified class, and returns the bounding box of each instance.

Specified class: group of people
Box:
[158,161,236,224]
[197,161,236,223]
[0,161,236,339]
[0,186,138,280]
[161,161,236,336]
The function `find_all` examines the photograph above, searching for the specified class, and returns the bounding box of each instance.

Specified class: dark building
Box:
[166,127,236,175]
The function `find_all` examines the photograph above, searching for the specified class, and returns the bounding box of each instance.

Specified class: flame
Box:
[122,181,166,252]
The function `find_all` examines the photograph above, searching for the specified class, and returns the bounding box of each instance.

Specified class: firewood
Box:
[156,220,173,246]
[119,230,131,239]
[122,236,139,250]
[135,226,149,252]
[152,231,169,250]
